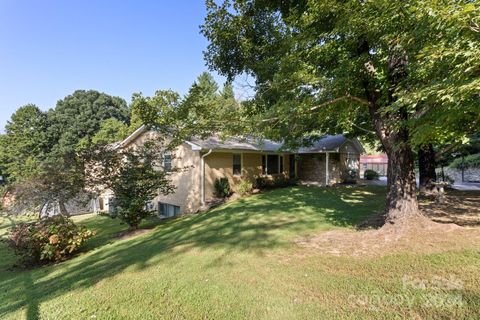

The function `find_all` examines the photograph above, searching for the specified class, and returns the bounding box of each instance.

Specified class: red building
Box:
[360,154,388,177]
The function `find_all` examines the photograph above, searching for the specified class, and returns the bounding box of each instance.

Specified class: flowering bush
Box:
[8,215,95,266]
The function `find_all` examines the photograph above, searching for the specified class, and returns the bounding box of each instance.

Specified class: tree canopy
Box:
[1,90,131,215]
[201,0,480,224]
[48,90,129,154]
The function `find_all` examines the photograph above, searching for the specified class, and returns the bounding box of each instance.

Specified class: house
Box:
[94,126,364,217]
[360,154,388,177]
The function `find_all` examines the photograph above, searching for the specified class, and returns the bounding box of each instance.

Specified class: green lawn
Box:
[1,186,479,319]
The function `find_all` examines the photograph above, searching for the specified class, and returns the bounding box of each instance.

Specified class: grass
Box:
[0,185,479,319]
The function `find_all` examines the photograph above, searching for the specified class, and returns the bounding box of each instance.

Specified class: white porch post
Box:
[325,152,330,186]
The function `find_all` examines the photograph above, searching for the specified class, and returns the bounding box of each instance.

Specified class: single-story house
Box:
[360,154,388,177]
[94,126,364,217]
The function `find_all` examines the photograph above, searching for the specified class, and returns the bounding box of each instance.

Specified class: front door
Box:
[289,155,296,178]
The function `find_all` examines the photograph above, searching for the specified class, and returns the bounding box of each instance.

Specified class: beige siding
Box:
[154,143,201,214]
[242,153,263,180]
[204,151,291,200]
[205,152,235,200]
[99,131,202,214]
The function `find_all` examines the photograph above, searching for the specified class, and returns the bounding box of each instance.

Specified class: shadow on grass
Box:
[0,185,385,318]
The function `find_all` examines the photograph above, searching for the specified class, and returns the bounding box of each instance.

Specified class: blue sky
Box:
[0,0,229,131]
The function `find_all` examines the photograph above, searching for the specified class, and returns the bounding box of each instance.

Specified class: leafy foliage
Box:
[8,215,95,266]
[449,154,480,170]
[214,178,231,198]
[85,141,175,229]
[92,118,130,145]
[0,91,130,216]
[0,105,50,183]
[235,179,253,196]
[138,72,244,146]
[49,90,129,154]
[201,0,480,221]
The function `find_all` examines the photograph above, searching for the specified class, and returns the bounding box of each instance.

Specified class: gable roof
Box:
[117,125,364,154]
[188,136,282,152]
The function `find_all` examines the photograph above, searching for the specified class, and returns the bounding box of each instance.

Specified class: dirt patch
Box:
[420,190,480,226]
[297,218,480,257]
[116,228,154,240]
[297,190,480,257]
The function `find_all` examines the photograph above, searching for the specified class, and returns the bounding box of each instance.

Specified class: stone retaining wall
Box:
[440,168,480,183]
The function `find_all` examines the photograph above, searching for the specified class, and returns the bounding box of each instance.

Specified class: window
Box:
[279,156,284,173]
[267,155,279,174]
[163,153,172,171]
[262,154,279,175]
[233,154,242,175]
[158,202,180,217]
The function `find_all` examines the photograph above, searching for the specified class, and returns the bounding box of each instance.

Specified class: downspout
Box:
[325,152,330,186]
[201,149,213,206]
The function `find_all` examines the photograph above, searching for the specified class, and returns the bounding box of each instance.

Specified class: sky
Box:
[0,0,230,132]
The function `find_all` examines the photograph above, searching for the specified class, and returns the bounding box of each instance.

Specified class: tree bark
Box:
[360,41,423,226]
[59,200,69,217]
[384,142,420,223]
[418,144,437,193]
[368,106,422,224]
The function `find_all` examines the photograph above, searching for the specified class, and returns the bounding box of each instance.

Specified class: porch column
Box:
[325,152,329,186]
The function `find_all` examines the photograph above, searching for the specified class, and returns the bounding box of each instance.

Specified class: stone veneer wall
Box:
[441,168,480,183]
[297,153,342,185]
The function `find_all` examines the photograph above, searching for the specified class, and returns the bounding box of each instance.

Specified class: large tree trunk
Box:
[368,106,422,225]
[361,41,425,226]
[418,144,437,193]
[384,142,421,223]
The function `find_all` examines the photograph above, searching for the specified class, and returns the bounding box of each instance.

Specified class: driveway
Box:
[361,177,480,191]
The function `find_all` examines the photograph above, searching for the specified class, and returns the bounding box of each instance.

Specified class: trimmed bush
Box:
[364,169,379,180]
[236,180,253,196]
[214,178,231,198]
[8,215,95,266]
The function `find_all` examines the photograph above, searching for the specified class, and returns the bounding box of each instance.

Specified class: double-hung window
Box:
[233,154,242,175]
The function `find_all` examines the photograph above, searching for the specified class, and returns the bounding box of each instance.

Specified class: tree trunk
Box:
[384,143,421,223]
[361,41,423,226]
[59,200,69,217]
[418,144,437,193]
[368,106,422,225]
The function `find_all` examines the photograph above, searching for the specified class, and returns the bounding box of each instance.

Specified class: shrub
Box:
[364,169,379,180]
[272,175,291,188]
[236,180,253,196]
[214,178,231,198]
[8,215,95,266]
[449,153,480,169]
[254,176,269,189]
